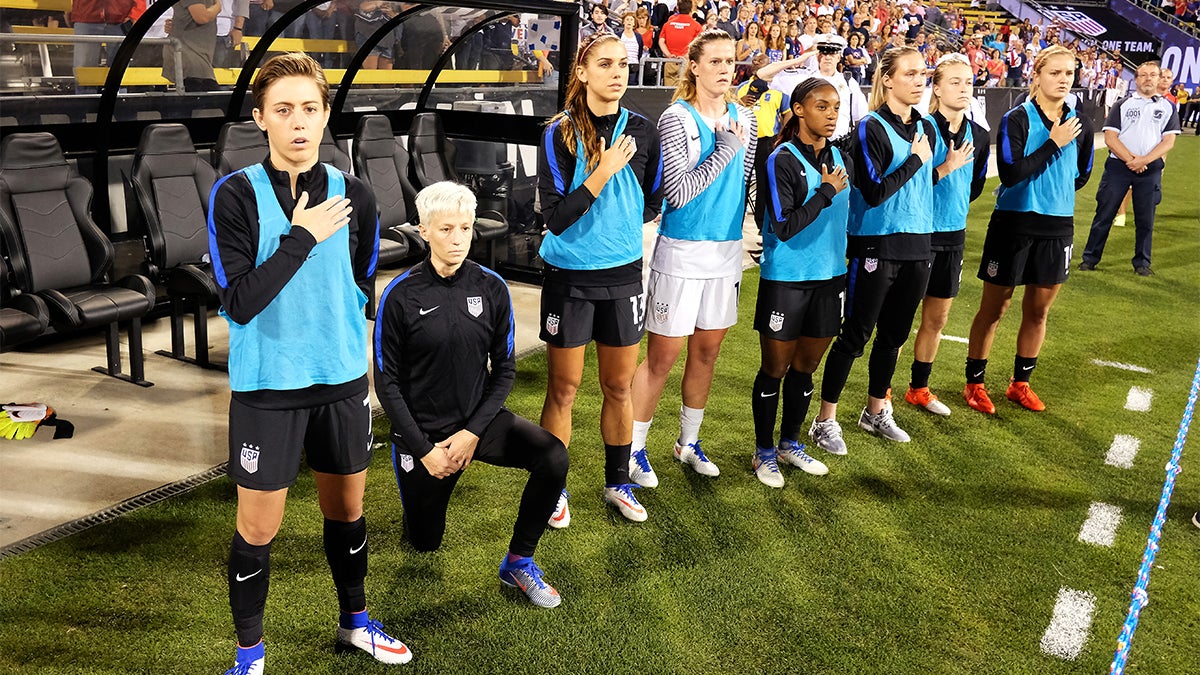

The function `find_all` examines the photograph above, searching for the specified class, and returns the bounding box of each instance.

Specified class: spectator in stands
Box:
[1005,38,1025,88]
[300,1,339,67]
[1181,85,1200,128]
[163,0,221,91]
[659,0,702,85]
[984,47,1003,86]
[734,3,754,37]
[353,0,394,70]
[620,11,644,84]
[1158,67,1177,106]
[844,31,868,82]
[736,25,764,80]
[69,0,136,89]
[635,6,655,50]
[717,4,738,37]
[581,3,614,42]
[765,22,789,62]
[396,2,447,69]
[924,0,947,33]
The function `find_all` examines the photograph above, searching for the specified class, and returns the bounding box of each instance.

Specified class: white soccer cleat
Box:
[776,439,829,476]
[547,489,570,529]
[335,617,412,665]
[603,484,648,522]
[752,446,785,488]
[674,440,720,476]
[629,448,659,488]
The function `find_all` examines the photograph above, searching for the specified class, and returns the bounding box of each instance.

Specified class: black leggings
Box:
[393,409,568,557]
[822,257,932,402]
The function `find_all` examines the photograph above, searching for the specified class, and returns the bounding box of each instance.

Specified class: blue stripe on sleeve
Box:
[206,171,238,289]
[999,110,1014,165]
[767,148,785,225]
[845,258,859,318]
[545,120,566,195]
[480,265,515,359]
[373,266,415,372]
[652,148,663,194]
[858,119,880,182]
[368,216,380,277]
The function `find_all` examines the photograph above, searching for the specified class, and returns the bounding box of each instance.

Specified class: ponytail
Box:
[867,46,920,110]
[548,33,624,172]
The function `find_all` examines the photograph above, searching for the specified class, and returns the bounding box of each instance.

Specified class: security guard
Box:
[1079,60,1181,276]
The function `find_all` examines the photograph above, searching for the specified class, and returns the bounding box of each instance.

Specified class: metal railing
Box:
[1123,0,1200,39]
[630,56,755,88]
[0,33,185,92]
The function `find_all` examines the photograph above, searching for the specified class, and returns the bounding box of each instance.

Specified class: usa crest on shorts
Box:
[240,443,260,474]
[864,258,878,273]
[654,301,669,324]
[769,311,784,332]
[987,260,999,278]
[546,313,560,336]
[466,296,483,317]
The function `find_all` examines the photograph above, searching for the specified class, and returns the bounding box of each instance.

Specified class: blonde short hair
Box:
[415,181,477,226]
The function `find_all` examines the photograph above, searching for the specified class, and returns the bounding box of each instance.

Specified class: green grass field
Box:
[2,138,1198,674]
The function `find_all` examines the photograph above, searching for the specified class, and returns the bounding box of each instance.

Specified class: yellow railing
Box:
[73,67,540,87]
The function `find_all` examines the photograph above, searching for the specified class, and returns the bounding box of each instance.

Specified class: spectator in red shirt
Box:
[659,0,702,85]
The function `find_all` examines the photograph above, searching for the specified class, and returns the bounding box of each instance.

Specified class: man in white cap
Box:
[774,34,867,142]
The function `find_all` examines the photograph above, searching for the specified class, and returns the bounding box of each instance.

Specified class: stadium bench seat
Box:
[127,123,224,369]
[352,114,426,262]
[319,128,352,175]
[0,256,50,350]
[0,133,155,386]
[212,121,268,176]
[408,112,509,267]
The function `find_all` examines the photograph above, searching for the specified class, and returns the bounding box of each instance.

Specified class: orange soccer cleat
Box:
[963,383,996,415]
[1006,380,1046,412]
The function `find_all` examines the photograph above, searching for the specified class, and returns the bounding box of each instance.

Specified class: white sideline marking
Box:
[1125,387,1153,412]
[1091,359,1152,374]
[1105,435,1141,469]
[1040,588,1096,660]
[1078,502,1123,547]
[941,334,969,344]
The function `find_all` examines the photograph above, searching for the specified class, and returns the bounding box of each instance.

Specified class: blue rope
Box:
[1109,356,1200,675]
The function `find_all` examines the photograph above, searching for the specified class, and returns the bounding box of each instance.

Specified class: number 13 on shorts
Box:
[630,293,645,329]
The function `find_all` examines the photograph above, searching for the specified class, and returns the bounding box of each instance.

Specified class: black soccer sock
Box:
[323,517,368,614]
[752,370,782,449]
[604,443,632,485]
[910,359,933,390]
[228,530,271,648]
[867,343,900,400]
[780,369,815,442]
[1013,355,1038,383]
[966,358,988,385]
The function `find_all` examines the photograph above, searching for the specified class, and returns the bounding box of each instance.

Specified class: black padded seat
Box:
[0,257,50,349]
[0,133,155,385]
[353,115,428,266]
[212,121,268,176]
[319,128,352,174]
[408,112,509,266]
[128,123,224,369]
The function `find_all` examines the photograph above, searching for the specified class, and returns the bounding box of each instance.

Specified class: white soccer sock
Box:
[632,419,652,452]
[678,406,704,447]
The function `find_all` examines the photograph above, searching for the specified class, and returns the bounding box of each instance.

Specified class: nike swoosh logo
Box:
[1021,365,1035,371]
[759,392,777,398]
[235,569,262,582]
[350,538,366,555]
[973,371,985,378]
[418,306,440,316]
[616,497,644,513]
[803,389,815,397]
[551,508,568,522]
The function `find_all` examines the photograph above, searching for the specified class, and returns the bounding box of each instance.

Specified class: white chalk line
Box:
[1125,387,1153,412]
[1092,359,1152,374]
[1078,502,1123,547]
[1040,588,1097,660]
[940,334,969,344]
[1105,435,1141,469]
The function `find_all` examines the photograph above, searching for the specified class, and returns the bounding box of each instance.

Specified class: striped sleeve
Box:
[658,105,740,209]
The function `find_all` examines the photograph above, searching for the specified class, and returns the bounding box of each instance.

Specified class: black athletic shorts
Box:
[227,385,373,490]
[978,228,1072,287]
[539,284,646,348]
[753,276,846,341]
[926,248,964,299]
